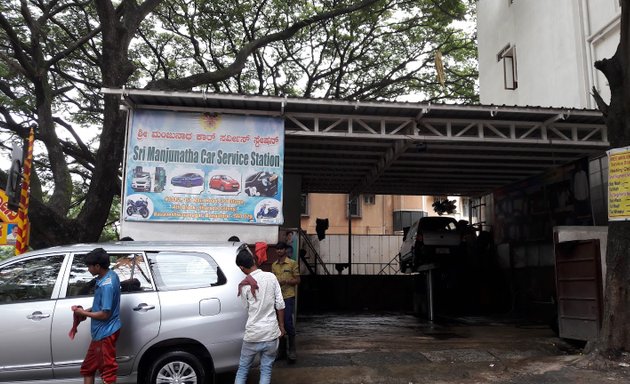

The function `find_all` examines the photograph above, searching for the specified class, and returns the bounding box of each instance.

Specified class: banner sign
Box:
[607,146,630,221]
[123,110,284,224]
[0,189,24,245]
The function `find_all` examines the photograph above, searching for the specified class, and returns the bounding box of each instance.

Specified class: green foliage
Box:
[141,0,478,101]
[0,0,478,247]
[99,195,121,242]
[0,246,16,262]
[432,199,457,215]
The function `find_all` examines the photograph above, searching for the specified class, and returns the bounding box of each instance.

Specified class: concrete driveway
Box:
[216,312,630,383]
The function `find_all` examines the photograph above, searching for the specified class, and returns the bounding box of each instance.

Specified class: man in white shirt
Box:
[234,249,285,384]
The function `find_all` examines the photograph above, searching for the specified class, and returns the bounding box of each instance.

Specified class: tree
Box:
[143,0,477,102]
[432,199,457,216]
[590,0,630,355]
[0,0,477,248]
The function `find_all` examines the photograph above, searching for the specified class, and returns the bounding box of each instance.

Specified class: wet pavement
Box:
[216,312,630,383]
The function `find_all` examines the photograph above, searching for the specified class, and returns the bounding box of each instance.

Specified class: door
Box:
[51,251,160,379]
[554,239,603,341]
[0,254,66,382]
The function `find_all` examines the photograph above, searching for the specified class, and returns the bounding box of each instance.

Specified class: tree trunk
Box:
[596,221,630,353]
[590,0,630,354]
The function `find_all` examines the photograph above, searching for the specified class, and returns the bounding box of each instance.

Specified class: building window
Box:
[393,210,426,232]
[300,193,309,216]
[497,44,517,90]
[363,194,376,205]
[347,195,361,218]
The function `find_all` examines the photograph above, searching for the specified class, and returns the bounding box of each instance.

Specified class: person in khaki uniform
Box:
[271,242,300,363]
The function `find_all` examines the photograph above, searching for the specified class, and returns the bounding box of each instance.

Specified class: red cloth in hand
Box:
[238,275,259,300]
[69,305,86,340]
[255,242,268,265]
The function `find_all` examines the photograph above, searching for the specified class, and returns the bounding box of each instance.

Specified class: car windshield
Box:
[420,218,457,231]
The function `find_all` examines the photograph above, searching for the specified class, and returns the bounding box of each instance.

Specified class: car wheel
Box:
[220,185,225,192]
[147,350,206,384]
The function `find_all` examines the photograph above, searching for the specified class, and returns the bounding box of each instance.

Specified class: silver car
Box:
[131,172,152,192]
[0,241,249,383]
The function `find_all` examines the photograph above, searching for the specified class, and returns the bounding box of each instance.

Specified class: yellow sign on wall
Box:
[607,146,630,221]
[0,189,21,245]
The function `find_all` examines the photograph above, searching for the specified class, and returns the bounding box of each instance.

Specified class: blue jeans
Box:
[284,297,295,336]
[234,339,279,384]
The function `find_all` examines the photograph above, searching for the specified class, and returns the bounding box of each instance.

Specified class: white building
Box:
[477,0,620,109]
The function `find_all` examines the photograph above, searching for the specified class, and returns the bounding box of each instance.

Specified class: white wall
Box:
[121,221,279,244]
[477,0,620,109]
[303,234,403,275]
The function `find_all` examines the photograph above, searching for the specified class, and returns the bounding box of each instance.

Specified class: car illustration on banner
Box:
[131,166,152,192]
[171,172,204,188]
[209,174,240,192]
[244,171,278,197]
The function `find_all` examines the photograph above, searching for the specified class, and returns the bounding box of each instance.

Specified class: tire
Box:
[220,185,225,192]
[147,350,206,384]
[126,207,134,216]
[140,207,149,218]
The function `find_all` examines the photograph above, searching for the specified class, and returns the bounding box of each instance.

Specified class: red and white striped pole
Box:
[15,128,34,255]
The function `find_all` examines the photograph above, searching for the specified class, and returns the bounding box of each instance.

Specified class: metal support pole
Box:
[427,269,434,322]
[348,199,352,276]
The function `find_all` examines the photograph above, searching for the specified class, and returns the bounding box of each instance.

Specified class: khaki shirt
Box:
[272,257,299,299]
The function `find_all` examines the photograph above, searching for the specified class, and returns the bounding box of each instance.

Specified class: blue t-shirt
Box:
[91,269,122,341]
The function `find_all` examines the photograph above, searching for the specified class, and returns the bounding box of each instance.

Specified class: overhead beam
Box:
[285,114,608,147]
[348,140,413,199]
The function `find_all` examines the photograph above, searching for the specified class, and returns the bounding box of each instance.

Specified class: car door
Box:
[147,251,245,369]
[0,253,66,382]
[51,251,160,379]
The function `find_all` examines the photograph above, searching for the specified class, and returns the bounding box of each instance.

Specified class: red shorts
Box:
[80,330,120,384]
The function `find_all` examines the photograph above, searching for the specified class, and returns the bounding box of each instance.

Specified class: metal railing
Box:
[314,262,403,276]
[298,229,330,275]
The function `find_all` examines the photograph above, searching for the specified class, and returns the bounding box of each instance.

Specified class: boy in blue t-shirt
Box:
[73,248,121,384]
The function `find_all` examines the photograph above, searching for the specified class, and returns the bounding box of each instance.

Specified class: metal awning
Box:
[103,88,609,197]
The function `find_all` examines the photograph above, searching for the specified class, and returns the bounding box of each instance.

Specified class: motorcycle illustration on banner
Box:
[254,199,281,223]
[125,195,153,220]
